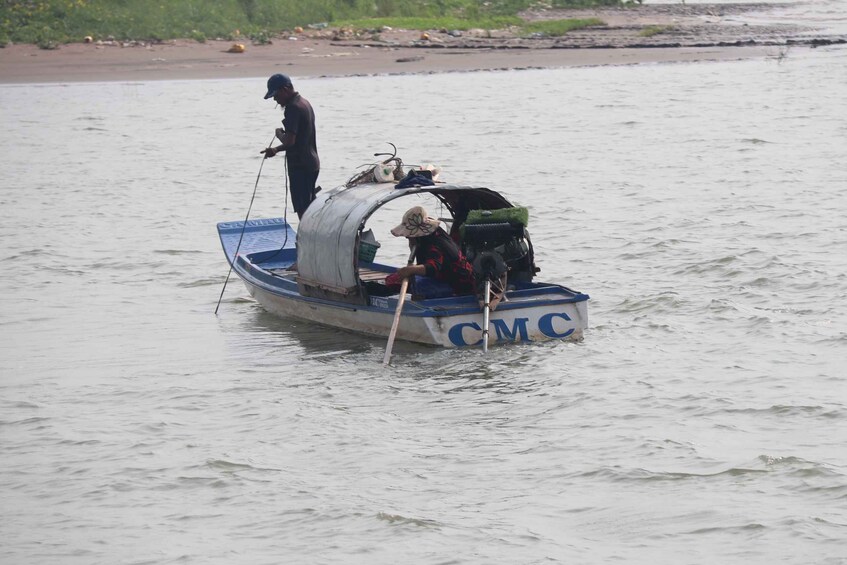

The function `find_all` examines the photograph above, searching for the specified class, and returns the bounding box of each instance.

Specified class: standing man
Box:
[260,73,320,219]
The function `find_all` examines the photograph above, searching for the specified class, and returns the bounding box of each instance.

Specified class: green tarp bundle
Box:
[465,206,529,226]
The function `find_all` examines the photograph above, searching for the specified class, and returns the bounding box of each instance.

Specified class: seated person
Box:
[386,206,475,296]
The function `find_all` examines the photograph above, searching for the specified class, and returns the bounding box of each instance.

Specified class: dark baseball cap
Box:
[264,73,293,99]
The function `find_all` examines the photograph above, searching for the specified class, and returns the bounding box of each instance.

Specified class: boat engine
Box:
[461,208,535,290]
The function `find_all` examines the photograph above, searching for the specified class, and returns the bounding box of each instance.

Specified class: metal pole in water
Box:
[482,279,491,353]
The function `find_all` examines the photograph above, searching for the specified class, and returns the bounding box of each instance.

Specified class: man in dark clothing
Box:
[260,73,320,219]
[388,206,476,296]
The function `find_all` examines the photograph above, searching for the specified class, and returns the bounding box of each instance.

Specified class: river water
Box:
[2,9,847,565]
[651,0,847,35]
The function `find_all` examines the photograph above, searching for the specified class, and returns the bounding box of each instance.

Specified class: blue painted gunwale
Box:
[218,218,589,319]
[236,254,589,318]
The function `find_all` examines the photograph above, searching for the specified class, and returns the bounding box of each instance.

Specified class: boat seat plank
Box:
[359,268,388,282]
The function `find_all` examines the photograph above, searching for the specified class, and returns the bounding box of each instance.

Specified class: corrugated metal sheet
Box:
[296,182,513,302]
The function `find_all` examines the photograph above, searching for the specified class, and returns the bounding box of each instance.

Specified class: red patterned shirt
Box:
[417,230,475,295]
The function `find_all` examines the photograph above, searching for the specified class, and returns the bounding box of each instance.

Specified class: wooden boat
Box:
[217,178,588,348]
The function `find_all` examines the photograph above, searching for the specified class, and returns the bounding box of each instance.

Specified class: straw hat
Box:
[390,206,440,238]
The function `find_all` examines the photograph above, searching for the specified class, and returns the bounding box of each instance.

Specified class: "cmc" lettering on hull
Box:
[447,312,575,347]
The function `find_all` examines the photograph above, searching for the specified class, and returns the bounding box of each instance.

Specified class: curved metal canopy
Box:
[295,182,514,301]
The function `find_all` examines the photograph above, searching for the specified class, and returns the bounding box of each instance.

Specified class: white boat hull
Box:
[218,213,589,349]
[245,279,586,348]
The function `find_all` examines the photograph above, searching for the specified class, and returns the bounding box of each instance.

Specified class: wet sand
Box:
[0,3,842,84]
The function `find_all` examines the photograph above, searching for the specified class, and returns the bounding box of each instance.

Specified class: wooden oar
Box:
[383,245,417,366]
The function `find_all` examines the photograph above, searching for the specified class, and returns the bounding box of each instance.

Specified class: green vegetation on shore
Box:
[332,16,523,33]
[1,0,626,48]
[521,18,604,37]
[332,16,604,36]
[638,24,673,37]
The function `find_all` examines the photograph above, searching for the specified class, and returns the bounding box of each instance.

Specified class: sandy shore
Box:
[1,3,842,84]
